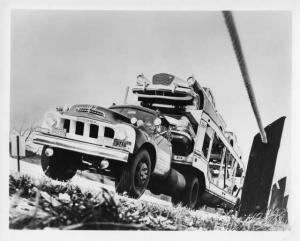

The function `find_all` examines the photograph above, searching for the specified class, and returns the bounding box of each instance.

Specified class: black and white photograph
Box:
[1,1,299,240]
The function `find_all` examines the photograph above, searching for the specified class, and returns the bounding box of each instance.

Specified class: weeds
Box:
[9,174,289,230]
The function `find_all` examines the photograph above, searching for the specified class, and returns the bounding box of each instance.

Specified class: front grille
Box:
[63,119,114,139]
[104,127,114,138]
[89,124,99,138]
[75,121,84,135]
[152,73,175,85]
[143,90,187,97]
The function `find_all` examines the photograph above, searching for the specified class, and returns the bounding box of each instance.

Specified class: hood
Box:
[64,104,131,124]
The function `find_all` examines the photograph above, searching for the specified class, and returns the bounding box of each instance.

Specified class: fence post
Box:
[16,135,20,172]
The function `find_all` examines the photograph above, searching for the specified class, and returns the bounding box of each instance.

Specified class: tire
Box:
[231,198,241,216]
[195,199,205,209]
[41,146,77,181]
[115,149,151,199]
[172,173,199,209]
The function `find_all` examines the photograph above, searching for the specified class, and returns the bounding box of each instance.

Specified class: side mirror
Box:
[137,120,144,127]
[154,118,162,133]
[154,117,162,126]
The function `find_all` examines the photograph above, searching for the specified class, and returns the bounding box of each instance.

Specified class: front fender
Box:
[114,123,136,153]
[134,128,172,178]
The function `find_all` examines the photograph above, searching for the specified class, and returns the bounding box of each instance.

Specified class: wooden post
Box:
[11,134,25,172]
[16,135,20,172]
[239,117,285,217]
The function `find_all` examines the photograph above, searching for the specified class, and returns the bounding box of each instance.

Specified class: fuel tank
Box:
[149,168,186,196]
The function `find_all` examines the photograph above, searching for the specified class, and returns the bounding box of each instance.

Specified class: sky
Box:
[10,10,291,187]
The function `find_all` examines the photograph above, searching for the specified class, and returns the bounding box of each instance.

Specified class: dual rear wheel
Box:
[172,172,204,209]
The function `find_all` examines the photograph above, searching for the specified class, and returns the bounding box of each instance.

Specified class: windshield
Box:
[110,106,158,125]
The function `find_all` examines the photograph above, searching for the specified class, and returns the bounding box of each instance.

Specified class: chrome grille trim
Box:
[76,107,105,118]
[89,109,105,117]
[62,118,114,139]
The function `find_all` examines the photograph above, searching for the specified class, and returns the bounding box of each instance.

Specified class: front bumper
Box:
[33,132,129,162]
[132,84,194,95]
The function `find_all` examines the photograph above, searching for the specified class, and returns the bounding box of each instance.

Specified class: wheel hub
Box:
[135,161,149,187]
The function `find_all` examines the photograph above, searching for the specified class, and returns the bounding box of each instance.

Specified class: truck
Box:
[33,73,245,209]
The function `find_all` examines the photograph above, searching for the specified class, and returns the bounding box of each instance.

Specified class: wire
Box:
[222,11,268,143]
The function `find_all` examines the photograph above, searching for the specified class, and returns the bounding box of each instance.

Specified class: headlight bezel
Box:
[115,128,128,141]
[130,117,137,125]
[43,111,60,129]
[187,76,196,87]
[113,124,135,152]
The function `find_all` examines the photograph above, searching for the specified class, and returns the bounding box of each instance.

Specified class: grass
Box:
[9,174,289,230]
[18,154,172,202]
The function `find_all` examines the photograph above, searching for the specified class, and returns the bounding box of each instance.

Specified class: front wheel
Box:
[115,149,151,199]
[41,146,78,182]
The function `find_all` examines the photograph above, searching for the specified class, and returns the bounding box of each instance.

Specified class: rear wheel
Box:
[230,198,241,215]
[172,173,199,209]
[115,149,151,199]
[41,146,77,181]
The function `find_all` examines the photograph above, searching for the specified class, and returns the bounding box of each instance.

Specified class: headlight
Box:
[187,76,196,87]
[113,128,131,150]
[45,112,59,128]
[56,105,70,112]
[115,129,127,141]
[113,124,135,152]
[131,117,137,125]
[136,73,150,86]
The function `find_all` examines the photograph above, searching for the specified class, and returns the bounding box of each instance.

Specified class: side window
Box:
[208,133,226,187]
[202,133,211,158]
[232,163,244,196]
[224,151,236,193]
[235,163,243,177]
[224,152,245,196]
[207,131,244,196]
[202,124,214,159]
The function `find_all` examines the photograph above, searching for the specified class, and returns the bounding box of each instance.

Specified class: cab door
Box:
[151,134,172,178]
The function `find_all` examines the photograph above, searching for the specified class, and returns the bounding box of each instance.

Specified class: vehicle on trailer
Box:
[133,73,245,209]
[33,73,245,209]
